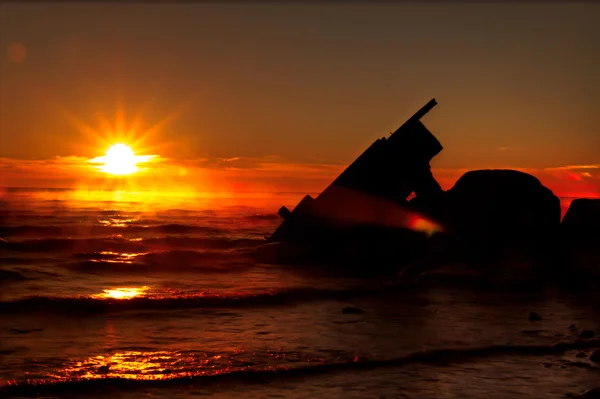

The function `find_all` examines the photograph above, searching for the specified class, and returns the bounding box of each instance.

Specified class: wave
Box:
[0,269,27,282]
[0,223,229,238]
[1,236,264,254]
[244,213,280,221]
[0,286,387,315]
[67,249,256,273]
[141,236,263,249]
[2,340,599,397]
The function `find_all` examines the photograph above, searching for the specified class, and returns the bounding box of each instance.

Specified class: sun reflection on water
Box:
[50,351,256,381]
[54,351,186,380]
[94,251,145,264]
[91,286,150,300]
[43,350,326,382]
[98,218,138,227]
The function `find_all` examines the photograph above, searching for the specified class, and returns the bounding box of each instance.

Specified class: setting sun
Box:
[90,144,155,175]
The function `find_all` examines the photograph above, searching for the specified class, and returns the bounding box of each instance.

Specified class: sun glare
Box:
[92,286,150,300]
[90,144,154,175]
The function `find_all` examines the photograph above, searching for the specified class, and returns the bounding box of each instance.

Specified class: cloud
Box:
[544,164,600,171]
[0,155,598,198]
[539,164,600,184]
[430,164,600,198]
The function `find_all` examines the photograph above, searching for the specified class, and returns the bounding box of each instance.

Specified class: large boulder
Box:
[431,170,561,263]
[560,198,600,278]
[562,198,600,238]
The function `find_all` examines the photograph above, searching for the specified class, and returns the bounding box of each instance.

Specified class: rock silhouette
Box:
[562,199,600,238]
[414,170,561,266]
[528,312,543,322]
[571,387,600,399]
[442,170,560,240]
[560,199,600,279]
[579,330,595,339]
[342,306,365,314]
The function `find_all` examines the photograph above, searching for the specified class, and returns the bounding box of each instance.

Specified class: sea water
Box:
[0,188,598,398]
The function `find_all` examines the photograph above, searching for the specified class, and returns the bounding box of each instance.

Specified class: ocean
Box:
[1,188,599,399]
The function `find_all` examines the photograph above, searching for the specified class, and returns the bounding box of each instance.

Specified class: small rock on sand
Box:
[590,349,600,363]
[342,306,365,315]
[579,330,595,339]
[573,387,600,398]
[529,312,542,322]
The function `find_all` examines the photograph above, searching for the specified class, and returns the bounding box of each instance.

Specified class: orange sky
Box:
[0,154,598,200]
[0,3,599,198]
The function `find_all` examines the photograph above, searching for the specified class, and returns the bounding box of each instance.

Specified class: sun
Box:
[91,144,154,175]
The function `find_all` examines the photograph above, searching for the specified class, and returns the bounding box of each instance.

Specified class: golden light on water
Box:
[91,286,150,300]
[44,350,315,382]
[98,218,138,227]
[47,351,263,382]
[90,144,155,175]
[93,251,145,264]
[54,351,187,380]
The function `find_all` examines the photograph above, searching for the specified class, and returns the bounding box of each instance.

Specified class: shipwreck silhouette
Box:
[256,99,446,269]
[257,99,599,274]
[268,98,442,245]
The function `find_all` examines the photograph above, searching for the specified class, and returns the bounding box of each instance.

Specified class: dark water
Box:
[1,188,599,398]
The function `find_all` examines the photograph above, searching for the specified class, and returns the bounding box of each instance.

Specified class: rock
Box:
[8,327,42,334]
[574,387,600,399]
[590,349,600,363]
[569,324,578,331]
[576,352,587,358]
[522,329,542,335]
[566,361,594,369]
[429,170,561,265]
[342,306,365,315]
[579,330,595,339]
[561,199,600,277]
[562,199,600,237]
[445,170,560,240]
[529,311,543,322]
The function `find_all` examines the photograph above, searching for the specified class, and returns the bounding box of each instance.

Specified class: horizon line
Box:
[0,186,594,200]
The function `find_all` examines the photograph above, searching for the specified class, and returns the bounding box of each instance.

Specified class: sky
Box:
[1,2,599,197]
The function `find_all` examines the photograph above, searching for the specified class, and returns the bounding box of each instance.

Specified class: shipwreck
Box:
[256,99,568,274]
[269,98,442,243]
[255,99,445,269]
